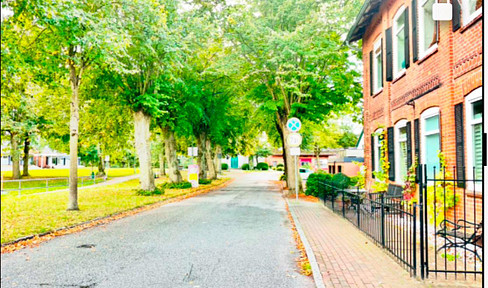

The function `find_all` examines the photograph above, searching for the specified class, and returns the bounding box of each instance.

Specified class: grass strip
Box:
[1,177,232,249]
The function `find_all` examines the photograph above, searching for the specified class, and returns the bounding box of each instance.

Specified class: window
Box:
[338,166,342,173]
[374,129,384,173]
[395,120,408,182]
[393,7,406,77]
[373,37,383,93]
[463,0,482,25]
[465,88,482,186]
[421,107,440,179]
[418,0,437,57]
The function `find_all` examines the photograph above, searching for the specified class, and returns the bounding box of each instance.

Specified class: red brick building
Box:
[347,0,482,216]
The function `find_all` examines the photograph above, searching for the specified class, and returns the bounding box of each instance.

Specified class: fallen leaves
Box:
[284,201,313,277]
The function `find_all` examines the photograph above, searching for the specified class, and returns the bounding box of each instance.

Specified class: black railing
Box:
[419,164,483,281]
[318,181,417,276]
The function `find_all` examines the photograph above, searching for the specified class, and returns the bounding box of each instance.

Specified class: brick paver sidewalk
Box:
[289,199,426,288]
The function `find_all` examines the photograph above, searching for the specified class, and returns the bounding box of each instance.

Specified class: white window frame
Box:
[465,87,482,190]
[393,6,406,79]
[394,119,408,184]
[463,0,482,26]
[418,0,438,59]
[372,37,383,94]
[374,128,384,173]
[420,107,440,170]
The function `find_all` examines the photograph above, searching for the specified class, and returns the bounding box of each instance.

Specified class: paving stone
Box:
[289,199,427,288]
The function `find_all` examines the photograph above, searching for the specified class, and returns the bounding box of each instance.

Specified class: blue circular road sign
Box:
[286,118,302,132]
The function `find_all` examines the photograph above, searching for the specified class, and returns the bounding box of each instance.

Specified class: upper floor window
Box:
[418,0,437,57]
[465,88,482,187]
[393,7,406,77]
[463,0,482,25]
[373,37,383,93]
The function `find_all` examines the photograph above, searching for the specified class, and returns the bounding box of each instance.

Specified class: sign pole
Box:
[295,155,298,200]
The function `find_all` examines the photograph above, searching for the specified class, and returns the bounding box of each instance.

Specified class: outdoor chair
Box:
[366,184,404,214]
[383,184,403,214]
[436,219,483,261]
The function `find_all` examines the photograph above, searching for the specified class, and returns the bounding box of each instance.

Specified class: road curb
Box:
[286,198,326,288]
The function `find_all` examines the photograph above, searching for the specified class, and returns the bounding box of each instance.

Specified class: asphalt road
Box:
[1,171,314,288]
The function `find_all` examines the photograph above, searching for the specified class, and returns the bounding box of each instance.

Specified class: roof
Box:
[346,0,383,43]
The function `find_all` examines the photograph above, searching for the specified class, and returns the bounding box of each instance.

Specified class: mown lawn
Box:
[1,176,228,244]
[1,167,140,179]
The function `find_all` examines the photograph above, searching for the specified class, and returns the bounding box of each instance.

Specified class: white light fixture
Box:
[432,1,452,21]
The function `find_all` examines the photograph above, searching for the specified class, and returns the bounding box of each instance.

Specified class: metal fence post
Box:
[413,204,417,277]
[381,193,385,247]
[418,165,425,279]
[331,189,335,211]
[342,190,345,217]
[46,179,49,192]
[357,193,361,228]
[18,180,21,196]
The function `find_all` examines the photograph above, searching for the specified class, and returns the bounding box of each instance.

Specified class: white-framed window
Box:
[463,0,482,26]
[374,128,384,173]
[393,6,406,78]
[372,37,383,94]
[465,87,482,189]
[394,120,408,183]
[420,107,440,179]
[418,0,437,58]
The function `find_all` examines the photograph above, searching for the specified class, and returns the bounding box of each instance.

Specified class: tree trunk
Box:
[133,110,155,191]
[214,145,221,176]
[205,138,216,180]
[248,155,254,169]
[67,62,81,210]
[159,150,165,176]
[22,135,30,177]
[314,145,321,172]
[276,120,287,179]
[279,119,302,194]
[197,133,208,179]
[97,155,105,175]
[10,133,21,179]
[164,127,181,183]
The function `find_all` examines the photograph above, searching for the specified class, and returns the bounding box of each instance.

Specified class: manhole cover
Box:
[77,244,96,248]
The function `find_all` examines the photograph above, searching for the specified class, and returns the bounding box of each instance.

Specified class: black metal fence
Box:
[318,181,417,276]
[418,164,483,281]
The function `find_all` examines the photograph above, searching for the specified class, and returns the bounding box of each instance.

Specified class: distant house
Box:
[326,148,364,177]
[266,150,334,171]
[32,147,80,168]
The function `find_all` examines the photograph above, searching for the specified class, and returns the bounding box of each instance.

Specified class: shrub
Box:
[280,173,287,181]
[256,162,269,170]
[199,179,212,185]
[277,163,284,168]
[276,166,284,171]
[160,181,192,189]
[241,163,250,170]
[331,173,351,189]
[221,163,229,170]
[136,187,165,196]
[305,172,332,197]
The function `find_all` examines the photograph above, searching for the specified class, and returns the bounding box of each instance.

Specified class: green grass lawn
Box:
[1,167,140,179]
[1,176,228,244]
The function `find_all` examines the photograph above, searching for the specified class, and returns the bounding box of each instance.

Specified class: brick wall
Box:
[361,0,482,193]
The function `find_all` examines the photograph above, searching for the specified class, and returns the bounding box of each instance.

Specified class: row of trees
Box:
[1,0,362,209]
